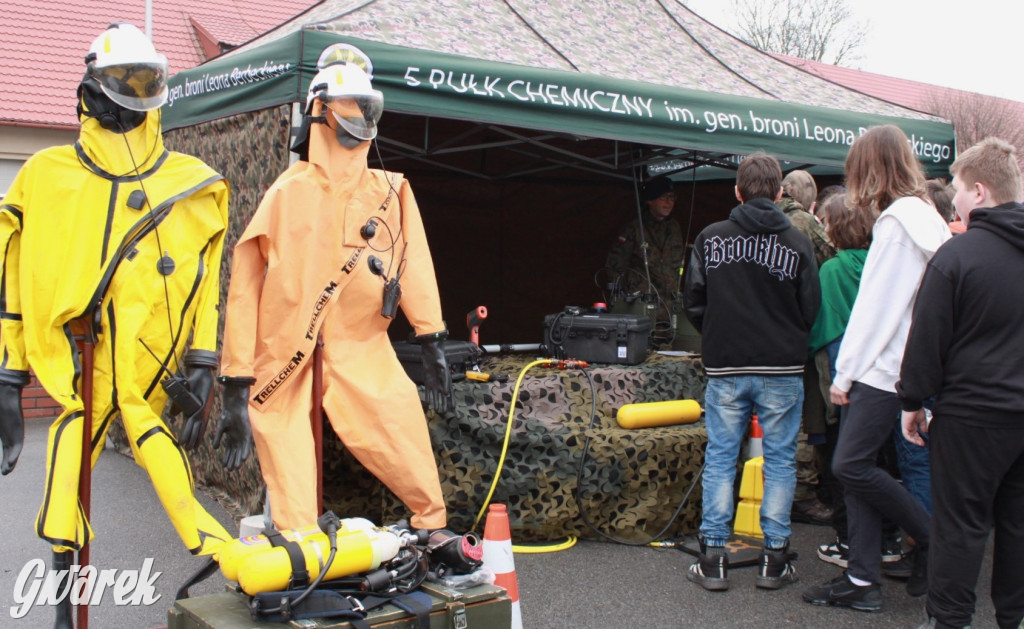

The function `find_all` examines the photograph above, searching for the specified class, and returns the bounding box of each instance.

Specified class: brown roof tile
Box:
[0,0,317,128]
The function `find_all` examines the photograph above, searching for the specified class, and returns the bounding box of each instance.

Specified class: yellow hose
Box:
[473,358,552,529]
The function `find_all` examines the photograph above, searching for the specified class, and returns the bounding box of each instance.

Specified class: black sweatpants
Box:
[928,417,1024,629]
[832,382,930,584]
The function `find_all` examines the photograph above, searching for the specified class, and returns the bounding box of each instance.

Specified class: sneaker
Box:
[686,543,729,592]
[756,545,798,590]
[791,498,835,526]
[916,615,966,629]
[881,554,913,579]
[907,546,928,597]
[817,538,849,568]
[881,534,904,563]
[802,572,882,612]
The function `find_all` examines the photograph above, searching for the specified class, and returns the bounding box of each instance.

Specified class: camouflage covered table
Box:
[323,352,708,542]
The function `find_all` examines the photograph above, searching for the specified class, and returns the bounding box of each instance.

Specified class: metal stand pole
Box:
[311,334,324,515]
[76,330,95,629]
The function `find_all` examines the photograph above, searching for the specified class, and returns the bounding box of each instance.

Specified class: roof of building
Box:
[772,52,1024,120]
[1,0,319,129]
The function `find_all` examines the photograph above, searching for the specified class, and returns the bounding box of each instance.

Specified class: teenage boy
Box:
[683,152,820,591]
[897,137,1024,629]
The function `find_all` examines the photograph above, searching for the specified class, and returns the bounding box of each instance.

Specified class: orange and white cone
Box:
[482,503,522,629]
[747,413,764,460]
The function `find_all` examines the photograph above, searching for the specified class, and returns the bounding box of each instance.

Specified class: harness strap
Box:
[250,589,370,627]
[265,529,310,589]
[387,591,433,629]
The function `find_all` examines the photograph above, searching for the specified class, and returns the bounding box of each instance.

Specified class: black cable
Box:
[115,109,183,374]
[573,367,705,546]
[370,141,408,282]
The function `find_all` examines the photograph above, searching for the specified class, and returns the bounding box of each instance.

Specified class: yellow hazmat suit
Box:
[0,111,232,555]
[220,103,448,531]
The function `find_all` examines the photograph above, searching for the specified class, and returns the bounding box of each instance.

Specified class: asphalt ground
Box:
[0,418,999,628]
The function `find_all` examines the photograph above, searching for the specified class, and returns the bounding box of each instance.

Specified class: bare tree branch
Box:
[923,90,1024,168]
[729,0,867,66]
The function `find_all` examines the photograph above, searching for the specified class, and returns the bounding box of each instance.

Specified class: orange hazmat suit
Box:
[220,103,447,531]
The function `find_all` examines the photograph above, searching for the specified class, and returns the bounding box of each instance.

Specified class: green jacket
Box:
[606,210,685,300]
[778,196,836,266]
[808,249,867,352]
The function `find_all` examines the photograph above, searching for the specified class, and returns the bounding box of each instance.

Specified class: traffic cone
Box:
[746,413,764,460]
[482,503,522,629]
[735,413,766,537]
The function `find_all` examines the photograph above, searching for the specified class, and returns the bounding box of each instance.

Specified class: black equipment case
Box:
[543,310,651,365]
[392,339,482,384]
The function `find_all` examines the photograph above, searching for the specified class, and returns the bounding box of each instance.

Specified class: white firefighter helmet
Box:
[85,22,168,111]
[316,43,373,77]
[308,62,383,141]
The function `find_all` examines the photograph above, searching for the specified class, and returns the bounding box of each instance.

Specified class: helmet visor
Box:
[326,94,383,141]
[88,60,168,111]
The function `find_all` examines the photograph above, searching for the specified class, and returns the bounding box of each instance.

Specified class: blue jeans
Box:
[700,375,804,549]
[894,416,932,515]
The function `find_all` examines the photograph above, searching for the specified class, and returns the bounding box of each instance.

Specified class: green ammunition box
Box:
[168,582,510,628]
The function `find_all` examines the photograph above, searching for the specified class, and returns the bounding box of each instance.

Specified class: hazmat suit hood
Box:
[77,93,165,177]
[307,99,371,192]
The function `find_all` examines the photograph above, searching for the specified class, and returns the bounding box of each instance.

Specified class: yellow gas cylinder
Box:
[236,526,401,595]
[218,517,376,582]
[615,399,702,429]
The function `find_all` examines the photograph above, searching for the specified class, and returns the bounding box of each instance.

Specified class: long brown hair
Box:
[821,193,875,250]
[845,125,926,213]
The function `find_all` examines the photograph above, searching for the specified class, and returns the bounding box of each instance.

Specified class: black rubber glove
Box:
[0,383,25,475]
[419,334,454,414]
[214,378,254,471]
[177,366,213,450]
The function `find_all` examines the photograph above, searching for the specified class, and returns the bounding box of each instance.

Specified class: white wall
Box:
[1,125,78,197]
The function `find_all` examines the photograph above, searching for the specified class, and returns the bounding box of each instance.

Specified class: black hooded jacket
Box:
[683,198,820,376]
[897,202,1024,427]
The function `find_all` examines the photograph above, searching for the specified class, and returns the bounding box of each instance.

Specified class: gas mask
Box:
[77,75,147,132]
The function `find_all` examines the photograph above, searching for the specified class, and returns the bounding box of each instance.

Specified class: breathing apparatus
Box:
[76,22,168,133]
[218,513,481,623]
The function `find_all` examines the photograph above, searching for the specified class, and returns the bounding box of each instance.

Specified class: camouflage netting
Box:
[322,353,708,542]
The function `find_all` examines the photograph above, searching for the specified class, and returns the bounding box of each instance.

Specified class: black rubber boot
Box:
[686,539,729,591]
[52,551,74,629]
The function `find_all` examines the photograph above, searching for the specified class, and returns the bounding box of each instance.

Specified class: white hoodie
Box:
[833,196,951,394]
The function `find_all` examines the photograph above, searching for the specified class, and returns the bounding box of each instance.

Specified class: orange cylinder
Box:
[615,399,703,429]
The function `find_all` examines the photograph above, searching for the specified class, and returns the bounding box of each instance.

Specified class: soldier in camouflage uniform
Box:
[606,176,686,313]
[779,170,837,526]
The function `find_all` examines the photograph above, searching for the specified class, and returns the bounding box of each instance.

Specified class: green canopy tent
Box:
[163,30,954,177]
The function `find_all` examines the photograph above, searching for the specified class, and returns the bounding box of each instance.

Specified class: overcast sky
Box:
[682,0,1024,104]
